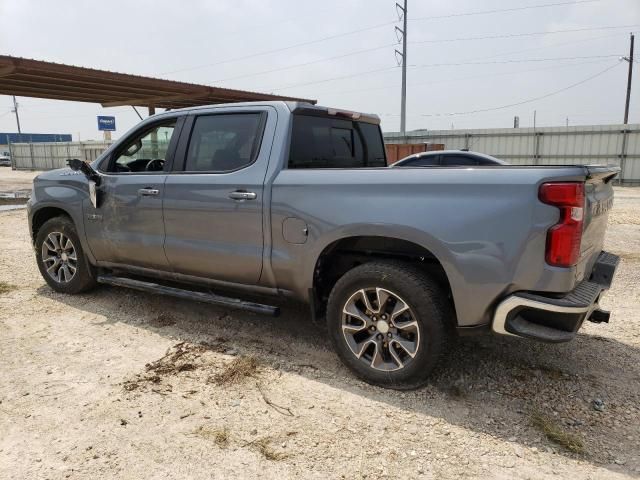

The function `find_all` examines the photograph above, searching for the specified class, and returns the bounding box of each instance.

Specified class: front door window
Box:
[111,122,176,173]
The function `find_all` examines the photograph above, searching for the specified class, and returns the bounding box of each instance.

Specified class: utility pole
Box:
[623,33,634,124]
[11,96,21,135]
[395,0,408,136]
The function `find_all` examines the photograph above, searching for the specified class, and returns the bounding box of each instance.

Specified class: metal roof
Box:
[0,55,316,109]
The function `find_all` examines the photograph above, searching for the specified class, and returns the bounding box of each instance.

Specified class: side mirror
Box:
[66,158,101,186]
[67,158,84,171]
[66,158,102,209]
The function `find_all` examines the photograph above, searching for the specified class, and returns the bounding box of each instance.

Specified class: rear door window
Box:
[184,113,264,172]
[289,115,385,168]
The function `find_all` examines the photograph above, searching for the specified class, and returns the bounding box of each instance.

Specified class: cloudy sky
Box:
[0,0,638,139]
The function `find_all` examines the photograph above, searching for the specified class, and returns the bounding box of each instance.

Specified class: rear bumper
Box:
[491,251,619,343]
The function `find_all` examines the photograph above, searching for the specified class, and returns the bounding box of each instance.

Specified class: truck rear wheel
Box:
[326,261,452,390]
[35,216,97,294]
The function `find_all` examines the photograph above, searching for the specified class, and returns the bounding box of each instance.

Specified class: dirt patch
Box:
[1,188,639,479]
[194,425,230,448]
[0,281,17,294]
[145,342,206,376]
[210,355,260,386]
[247,436,289,461]
[0,169,41,193]
[147,312,177,328]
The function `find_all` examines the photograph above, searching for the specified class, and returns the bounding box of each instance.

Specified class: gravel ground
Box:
[0,169,41,193]
[0,187,638,480]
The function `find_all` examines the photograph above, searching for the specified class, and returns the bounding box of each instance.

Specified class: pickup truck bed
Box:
[27,101,620,389]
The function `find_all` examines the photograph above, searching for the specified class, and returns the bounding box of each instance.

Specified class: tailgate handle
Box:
[229,190,257,201]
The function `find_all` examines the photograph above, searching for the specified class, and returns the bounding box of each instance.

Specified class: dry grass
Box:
[145,342,206,376]
[531,412,585,454]
[195,426,230,448]
[251,437,288,461]
[210,356,260,386]
[0,281,17,294]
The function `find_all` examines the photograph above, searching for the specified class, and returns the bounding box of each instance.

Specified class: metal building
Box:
[1,132,72,145]
[385,124,640,184]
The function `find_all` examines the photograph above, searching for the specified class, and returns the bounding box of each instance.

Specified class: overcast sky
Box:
[1,0,638,140]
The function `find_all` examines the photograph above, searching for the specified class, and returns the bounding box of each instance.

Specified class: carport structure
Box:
[0,55,316,116]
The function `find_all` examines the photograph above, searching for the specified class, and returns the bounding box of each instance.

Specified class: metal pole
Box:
[12,96,21,135]
[8,138,13,170]
[148,106,158,158]
[132,106,143,121]
[399,0,408,136]
[623,33,634,125]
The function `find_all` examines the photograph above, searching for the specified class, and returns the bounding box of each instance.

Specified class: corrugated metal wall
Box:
[385,124,640,184]
[9,142,112,170]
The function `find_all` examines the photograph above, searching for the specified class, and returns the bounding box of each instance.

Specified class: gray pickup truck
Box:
[27,101,620,389]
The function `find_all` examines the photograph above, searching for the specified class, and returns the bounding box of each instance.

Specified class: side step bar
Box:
[96,275,280,317]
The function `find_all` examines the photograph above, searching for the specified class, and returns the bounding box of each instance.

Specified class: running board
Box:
[96,275,280,317]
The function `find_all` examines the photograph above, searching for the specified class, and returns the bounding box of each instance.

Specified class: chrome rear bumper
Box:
[491,251,619,343]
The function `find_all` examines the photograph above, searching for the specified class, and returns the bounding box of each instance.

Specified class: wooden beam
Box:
[0,89,108,103]
[101,91,211,108]
[0,65,15,77]
[0,79,131,100]
[8,72,186,97]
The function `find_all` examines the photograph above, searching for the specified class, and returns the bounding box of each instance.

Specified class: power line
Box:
[160,20,397,75]
[270,55,621,93]
[212,27,633,86]
[410,24,640,45]
[411,62,621,117]
[160,0,600,77]
[211,43,397,84]
[410,0,599,22]
[318,58,612,97]
[270,65,399,92]
[314,32,628,96]
[472,31,631,62]
[410,54,622,69]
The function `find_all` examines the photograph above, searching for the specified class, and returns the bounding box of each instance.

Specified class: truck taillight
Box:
[539,182,585,267]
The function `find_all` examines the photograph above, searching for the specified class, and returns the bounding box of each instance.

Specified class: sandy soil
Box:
[0,169,41,193]
[0,188,638,479]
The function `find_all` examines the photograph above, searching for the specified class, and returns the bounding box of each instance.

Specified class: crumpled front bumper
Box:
[491,251,620,343]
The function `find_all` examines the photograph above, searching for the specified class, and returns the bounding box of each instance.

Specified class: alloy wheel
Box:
[41,231,78,283]
[341,287,420,372]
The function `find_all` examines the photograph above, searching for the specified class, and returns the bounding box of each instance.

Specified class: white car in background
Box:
[0,152,11,167]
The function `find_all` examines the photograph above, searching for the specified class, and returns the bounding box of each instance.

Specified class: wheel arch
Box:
[309,231,458,326]
[30,206,74,244]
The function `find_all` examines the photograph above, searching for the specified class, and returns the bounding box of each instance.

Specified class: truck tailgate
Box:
[577,166,619,281]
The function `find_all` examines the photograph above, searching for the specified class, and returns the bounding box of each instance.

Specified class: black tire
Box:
[35,215,97,294]
[326,261,453,390]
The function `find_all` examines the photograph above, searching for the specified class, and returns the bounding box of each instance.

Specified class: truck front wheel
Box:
[35,216,97,294]
[326,261,452,389]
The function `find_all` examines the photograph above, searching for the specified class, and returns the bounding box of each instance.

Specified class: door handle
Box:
[228,190,257,201]
[138,188,160,196]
